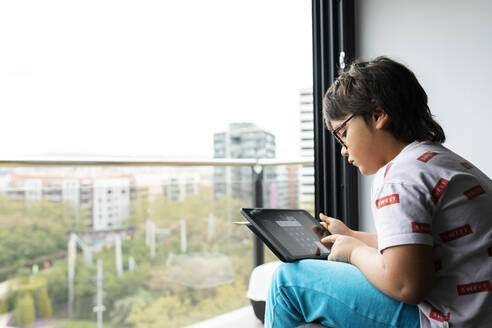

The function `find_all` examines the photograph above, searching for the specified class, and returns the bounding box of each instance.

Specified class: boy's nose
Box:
[340,146,349,157]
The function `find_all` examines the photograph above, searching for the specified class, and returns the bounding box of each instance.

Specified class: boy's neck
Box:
[379,134,410,165]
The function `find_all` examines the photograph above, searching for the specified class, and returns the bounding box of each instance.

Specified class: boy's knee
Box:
[273,262,300,286]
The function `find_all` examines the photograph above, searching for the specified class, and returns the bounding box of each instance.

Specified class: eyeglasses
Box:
[332,114,356,149]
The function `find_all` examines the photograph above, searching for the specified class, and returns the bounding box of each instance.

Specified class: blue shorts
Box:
[265,260,420,328]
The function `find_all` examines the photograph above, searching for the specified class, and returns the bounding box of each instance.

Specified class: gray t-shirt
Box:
[371,141,492,328]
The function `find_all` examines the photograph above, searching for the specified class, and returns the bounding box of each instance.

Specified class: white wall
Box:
[355,0,492,232]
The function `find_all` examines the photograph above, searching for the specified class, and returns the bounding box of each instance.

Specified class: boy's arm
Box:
[351,243,434,304]
[324,234,434,304]
[319,214,378,248]
[350,230,378,249]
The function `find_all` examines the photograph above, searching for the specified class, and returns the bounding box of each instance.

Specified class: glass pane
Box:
[0,0,312,161]
[0,0,313,326]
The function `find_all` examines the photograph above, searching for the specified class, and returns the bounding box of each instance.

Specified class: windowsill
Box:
[184,306,263,328]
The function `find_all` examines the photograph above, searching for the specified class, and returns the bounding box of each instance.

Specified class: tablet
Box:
[239,208,330,262]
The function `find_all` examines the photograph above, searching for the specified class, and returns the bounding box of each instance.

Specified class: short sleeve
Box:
[373,182,434,252]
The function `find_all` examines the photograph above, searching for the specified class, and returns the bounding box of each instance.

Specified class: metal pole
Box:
[145,219,151,246]
[67,233,76,318]
[252,164,264,267]
[115,235,123,276]
[93,259,105,328]
[180,219,187,253]
[128,256,136,271]
[208,213,215,241]
[150,221,156,259]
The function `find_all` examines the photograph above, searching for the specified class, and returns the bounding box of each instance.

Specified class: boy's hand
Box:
[322,234,366,263]
[312,221,331,240]
[318,213,353,236]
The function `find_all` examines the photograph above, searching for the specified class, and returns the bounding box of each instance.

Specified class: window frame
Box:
[312,0,359,230]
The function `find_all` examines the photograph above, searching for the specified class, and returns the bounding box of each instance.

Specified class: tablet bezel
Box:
[240,208,330,262]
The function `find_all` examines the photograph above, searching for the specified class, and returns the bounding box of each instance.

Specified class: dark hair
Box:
[323,56,445,143]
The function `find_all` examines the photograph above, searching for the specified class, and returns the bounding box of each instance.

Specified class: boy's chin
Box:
[358,166,377,176]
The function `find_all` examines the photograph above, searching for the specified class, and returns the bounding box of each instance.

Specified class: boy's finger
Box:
[321,234,339,244]
[319,213,335,224]
[312,225,324,239]
[320,222,331,235]
[319,213,330,223]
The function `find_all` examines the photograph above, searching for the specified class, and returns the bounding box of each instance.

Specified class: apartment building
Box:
[213,123,277,205]
[299,88,315,211]
[5,173,133,232]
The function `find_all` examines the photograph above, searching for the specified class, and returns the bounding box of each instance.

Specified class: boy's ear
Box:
[372,108,390,130]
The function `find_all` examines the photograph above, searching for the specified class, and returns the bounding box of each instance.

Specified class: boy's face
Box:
[330,113,390,175]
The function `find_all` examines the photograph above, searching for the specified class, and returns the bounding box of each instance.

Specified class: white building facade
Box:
[92,178,130,231]
[299,88,315,211]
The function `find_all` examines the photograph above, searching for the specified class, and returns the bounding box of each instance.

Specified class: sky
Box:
[0,0,313,160]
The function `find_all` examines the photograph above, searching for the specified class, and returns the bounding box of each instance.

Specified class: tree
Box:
[36,286,53,318]
[110,289,152,327]
[74,267,97,320]
[2,190,261,326]
[42,260,68,306]
[15,292,36,325]
[0,295,9,314]
[125,296,192,328]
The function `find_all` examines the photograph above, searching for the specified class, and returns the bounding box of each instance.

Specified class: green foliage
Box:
[57,319,111,328]
[0,197,69,270]
[73,265,97,320]
[3,189,263,327]
[110,289,152,328]
[42,260,68,306]
[9,277,54,323]
[99,261,149,317]
[125,280,250,328]
[0,295,9,314]
[0,196,24,216]
[0,222,67,269]
[37,286,53,318]
[125,295,194,328]
[15,292,36,325]
[127,198,150,225]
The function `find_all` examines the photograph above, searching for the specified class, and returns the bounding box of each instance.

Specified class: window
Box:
[0,1,314,326]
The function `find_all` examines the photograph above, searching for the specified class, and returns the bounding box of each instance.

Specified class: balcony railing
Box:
[0,157,313,328]
[1,157,312,167]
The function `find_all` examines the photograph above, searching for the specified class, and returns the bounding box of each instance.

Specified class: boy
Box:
[265,57,492,328]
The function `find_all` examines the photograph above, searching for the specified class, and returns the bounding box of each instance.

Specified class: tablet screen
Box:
[241,208,330,258]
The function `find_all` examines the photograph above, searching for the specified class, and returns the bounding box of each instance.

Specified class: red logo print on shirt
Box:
[411,222,432,235]
[429,310,450,322]
[375,194,400,209]
[463,185,485,200]
[440,224,473,242]
[461,162,473,169]
[384,163,393,178]
[457,280,491,296]
[430,178,449,204]
[417,151,438,163]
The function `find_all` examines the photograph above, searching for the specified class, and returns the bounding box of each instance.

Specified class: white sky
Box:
[0,0,313,159]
